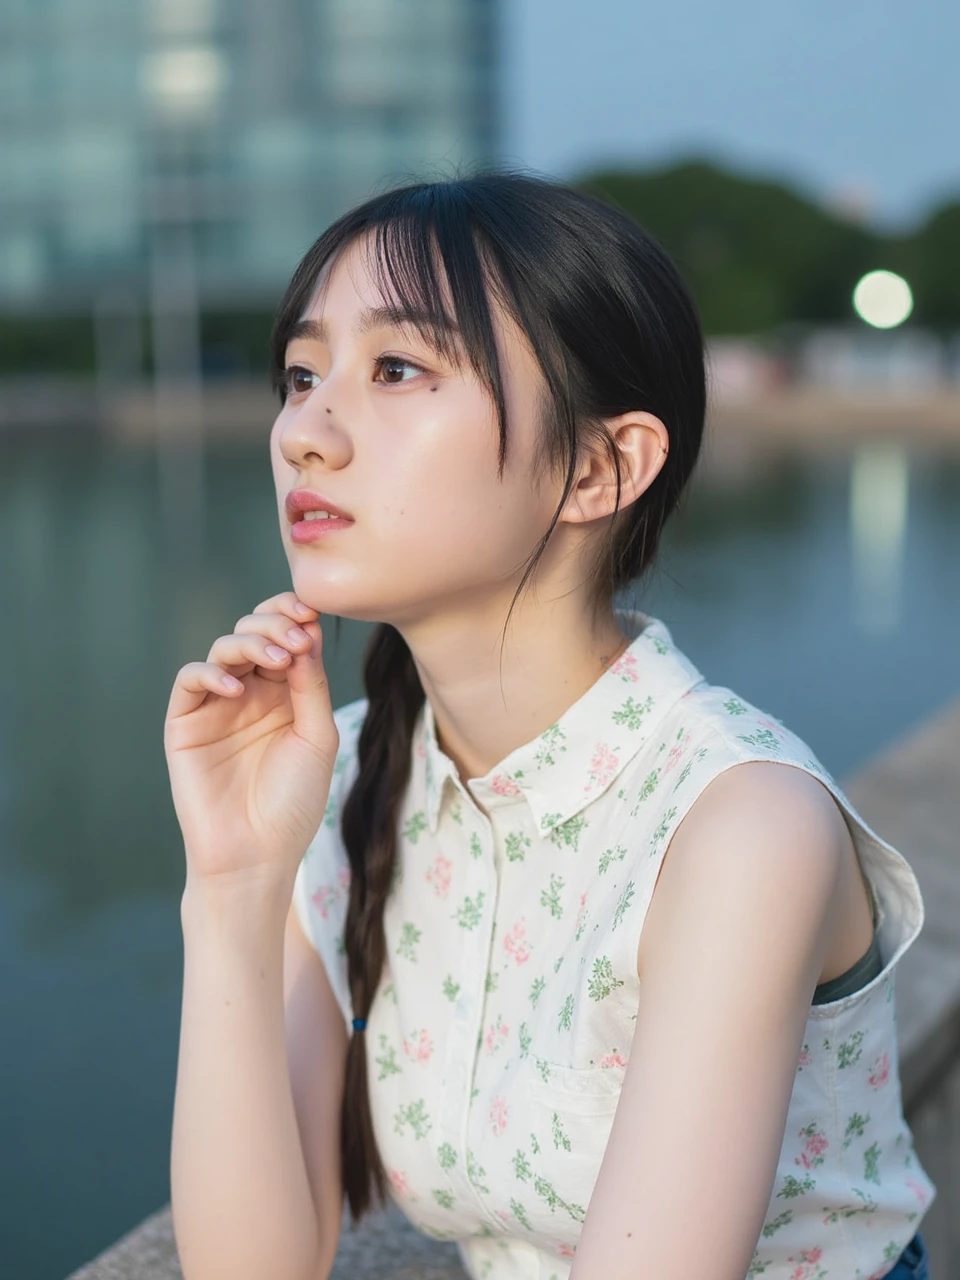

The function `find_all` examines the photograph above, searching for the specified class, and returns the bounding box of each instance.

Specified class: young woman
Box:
[165,172,935,1280]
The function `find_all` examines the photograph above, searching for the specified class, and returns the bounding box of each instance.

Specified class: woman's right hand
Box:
[163,591,340,890]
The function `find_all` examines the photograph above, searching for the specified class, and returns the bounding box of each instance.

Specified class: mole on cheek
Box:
[430,385,438,392]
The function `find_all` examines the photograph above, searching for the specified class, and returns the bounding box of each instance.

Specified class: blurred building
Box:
[0,0,499,311]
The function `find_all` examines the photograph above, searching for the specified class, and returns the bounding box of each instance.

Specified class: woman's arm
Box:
[571,761,847,1280]
[171,880,347,1280]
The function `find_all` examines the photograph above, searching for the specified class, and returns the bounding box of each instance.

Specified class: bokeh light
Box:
[852,269,914,329]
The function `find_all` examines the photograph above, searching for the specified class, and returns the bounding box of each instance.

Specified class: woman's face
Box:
[270,233,570,628]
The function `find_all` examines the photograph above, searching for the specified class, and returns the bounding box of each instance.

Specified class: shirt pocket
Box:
[505,1057,626,1242]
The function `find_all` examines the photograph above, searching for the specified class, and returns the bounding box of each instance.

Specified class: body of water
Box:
[1,429,957,1279]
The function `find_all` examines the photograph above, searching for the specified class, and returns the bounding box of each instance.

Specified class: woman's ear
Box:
[563,412,669,525]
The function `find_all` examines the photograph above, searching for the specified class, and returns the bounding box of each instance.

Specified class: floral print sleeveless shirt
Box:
[293,608,936,1280]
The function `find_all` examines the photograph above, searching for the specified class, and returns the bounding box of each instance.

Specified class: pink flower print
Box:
[906,1176,930,1209]
[758,717,786,737]
[795,1122,828,1169]
[663,731,691,774]
[574,892,588,938]
[867,1052,890,1090]
[311,884,336,919]
[797,1044,812,1070]
[401,1028,434,1065]
[611,651,639,682]
[337,866,351,892]
[598,1051,627,1068]
[415,735,426,759]
[388,1168,412,1198]
[503,917,532,965]
[490,772,522,797]
[425,853,453,898]
[484,1015,509,1055]
[559,1242,577,1259]
[586,742,619,793]
[489,1095,508,1136]
[787,1247,824,1280]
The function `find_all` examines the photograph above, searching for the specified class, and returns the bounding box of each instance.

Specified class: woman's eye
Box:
[284,366,320,395]
[374,355,424,384]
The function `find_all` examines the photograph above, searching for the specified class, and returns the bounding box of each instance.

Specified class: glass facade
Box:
[0,0,499,307]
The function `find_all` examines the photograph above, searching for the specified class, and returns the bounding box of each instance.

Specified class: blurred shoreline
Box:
[3,376,958,469]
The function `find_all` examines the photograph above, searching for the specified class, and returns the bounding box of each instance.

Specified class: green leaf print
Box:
[512,1149,531,1181]
[518,1022,531,1056]
[449,801,464,825]
[723,697,748,716]
[529,976,546,1007]
[746,1257,772,1277]
[558,993,574,1032]
[485,970,500,993]
[396,922,422,962]
[736,728,782,753]
[530,1132,540,1155]
[551,1111,571,1151]
[760,1210,793,1238]
[469,832,483,860]
[393,1099,432,1140]
[587,955,624,1001]
[540,811,563,831]
[864,1141,882,1185]
[838,1030,865,1069]
[432,1188,455,1209]
[437,1142,457,1170]
[466,1149,489,1194]
[534,723,567,767]
[821,1188,878,1223]
[402,811,428,844]
[611,694,655,730]
[776,1174,816,1199]
[540,873,564,919]
[442,973,460,1002]
[532,1174,585,1223]
[510,1198,532,1230]
[453,890,486,930]
[549,813,588,852]
[553,954,564,973]
[504,830,531,862]
[598,843,628,874]
[375,1033,402,1081]
[842,1112,871,1148]
[630,770,661,816]
[535,1056,552,1084]
[612,881,635,930]
[649,806,678,857]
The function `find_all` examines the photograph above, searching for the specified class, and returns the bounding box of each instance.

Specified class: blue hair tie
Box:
[352,1017,367,1032]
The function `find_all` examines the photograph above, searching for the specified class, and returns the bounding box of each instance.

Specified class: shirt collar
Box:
[417,608,706,837]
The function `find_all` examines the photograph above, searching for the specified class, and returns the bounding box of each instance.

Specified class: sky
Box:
[500,0,959,232]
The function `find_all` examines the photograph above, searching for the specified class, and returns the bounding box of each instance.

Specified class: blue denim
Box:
[882,1233,930,1280]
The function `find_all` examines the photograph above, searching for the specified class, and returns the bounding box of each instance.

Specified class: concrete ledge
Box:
[66,698,960,1280]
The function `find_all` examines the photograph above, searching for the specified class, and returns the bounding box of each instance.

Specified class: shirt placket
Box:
[438,784,502,1227]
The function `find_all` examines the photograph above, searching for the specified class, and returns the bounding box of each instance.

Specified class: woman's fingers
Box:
[231,611,314,657]
[166,661,247,720]
[206,630,301,673]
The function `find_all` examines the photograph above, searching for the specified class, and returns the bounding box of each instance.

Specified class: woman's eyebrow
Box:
[287,306,461,346]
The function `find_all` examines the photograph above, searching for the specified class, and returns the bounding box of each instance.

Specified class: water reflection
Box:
[849,442,909,635]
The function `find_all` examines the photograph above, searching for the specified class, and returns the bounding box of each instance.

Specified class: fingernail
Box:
[287,628,309,645]
[265,645,289,661]
[294,601,313,616]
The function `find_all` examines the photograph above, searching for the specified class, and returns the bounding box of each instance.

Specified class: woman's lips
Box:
[289,516,353,543]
